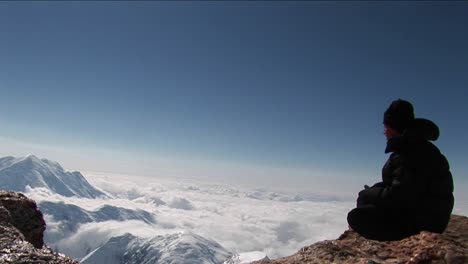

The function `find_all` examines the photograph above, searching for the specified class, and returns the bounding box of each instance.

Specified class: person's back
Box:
[347,99,454,241]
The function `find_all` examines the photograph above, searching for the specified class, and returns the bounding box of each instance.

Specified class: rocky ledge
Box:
[254,214,467,264]
[0,191,78,264]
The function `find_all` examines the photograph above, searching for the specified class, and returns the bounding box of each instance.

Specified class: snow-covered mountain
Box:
[81,232,232,264]
[224,252,270,264]
[39,201,156,244]
[0,155,105,198]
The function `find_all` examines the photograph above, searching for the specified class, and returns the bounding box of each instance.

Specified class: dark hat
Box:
[383,99,415,133]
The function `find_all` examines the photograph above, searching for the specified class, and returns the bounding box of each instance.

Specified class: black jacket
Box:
[358,118,454,233]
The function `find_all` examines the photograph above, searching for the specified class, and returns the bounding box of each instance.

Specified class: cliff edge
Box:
[0,191,78,264]
[254,214,467,264]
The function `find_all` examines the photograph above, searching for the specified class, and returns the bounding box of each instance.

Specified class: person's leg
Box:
[347,206,412,241]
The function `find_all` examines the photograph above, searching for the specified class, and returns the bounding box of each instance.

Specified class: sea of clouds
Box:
[26,171,468,262]
[25,172,356,260]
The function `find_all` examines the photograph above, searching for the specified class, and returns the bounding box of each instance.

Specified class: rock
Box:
[0,190,79,264]
[0,191,46,248]
[253,215,467,264]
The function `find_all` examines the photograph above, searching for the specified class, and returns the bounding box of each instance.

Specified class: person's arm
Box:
[371,182,385,188]
[359,154,425,209]
[356,184,378,207]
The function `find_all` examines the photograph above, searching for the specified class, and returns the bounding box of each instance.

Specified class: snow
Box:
[224,251,269,264]
[0,155,105,198]
[0,155,354,263]
[81,231,232,264]
[40,200,156,248]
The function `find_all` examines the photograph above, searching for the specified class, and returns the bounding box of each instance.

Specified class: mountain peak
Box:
[25,154,39,160]
[82,231,232,264]
[0,155,105,198]
[22,155,58,167]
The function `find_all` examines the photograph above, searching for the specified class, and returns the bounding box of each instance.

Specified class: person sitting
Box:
[347,99,454,241]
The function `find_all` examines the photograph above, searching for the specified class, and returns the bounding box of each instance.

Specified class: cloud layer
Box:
[27,172,356,260]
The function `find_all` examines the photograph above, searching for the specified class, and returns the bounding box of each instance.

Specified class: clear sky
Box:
[0,2,467,193]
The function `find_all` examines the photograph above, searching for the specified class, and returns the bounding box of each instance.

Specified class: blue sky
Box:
[0,2,467,192]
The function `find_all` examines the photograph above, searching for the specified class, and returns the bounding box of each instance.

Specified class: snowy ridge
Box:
[81,231,232,264]
[224,252,270,264]
[39,201,155,244]
[0,155,105,198]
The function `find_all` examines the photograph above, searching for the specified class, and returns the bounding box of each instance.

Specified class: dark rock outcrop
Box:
[0,191,46,248]
[0,191,78,264]
[254,214,467,264]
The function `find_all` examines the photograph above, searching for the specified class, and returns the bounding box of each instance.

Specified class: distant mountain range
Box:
[40,201,156,245]
[0,155,267,264]
[81,232,232,264]
[0,155,105,198]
